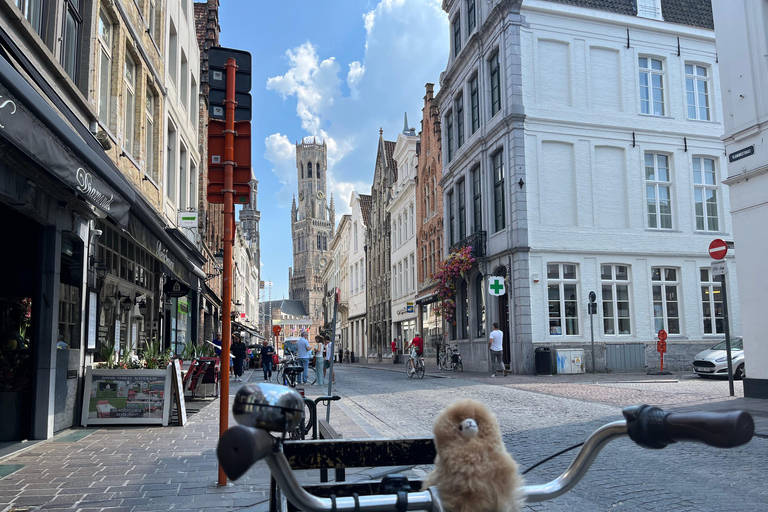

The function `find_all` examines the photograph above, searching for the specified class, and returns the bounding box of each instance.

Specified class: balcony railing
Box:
[449,230,486,259]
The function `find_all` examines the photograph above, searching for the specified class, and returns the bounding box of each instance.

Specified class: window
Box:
[637,0,661,19]
[166,123,177,202]
[190,74,198,124]
[601,264,631,335]
[448,190,455,245]
[145,88,157,181]
[398,215,402,246]
[693,157,719,231]
[457,179,466,241]
[453,15,461,57]
[179,143,188,209]
[475,274,485,337]
[492,150,505,232]
[685,64,710,121]
[639,57,664,116]
[354,222,358,251]
[548,263,579,336]
[317,234,322,250]
[700,268,724,335]
[490,52,501,117]
[61,0,82,82]
[189,160,197,210]
[460,279,469,339]
[404,258,409,293]
[446,111,454,162]
[398,262,403,297]
[470,75,479,134]
[180,51,189,112]
[472,166,482,233]
[424,184,430,216]
[410,254,415,293]
[307,162,312,178]
[169,22,178,85]
[645,153,672,229]
[148,0,157,40]
[652,267,680,334]
[404,210,409,240]
[455,94,464,148]
[361,262,365,288]
[15,0,44,35]
[467,0,476,34]
[124,57,136,157]
[97,9,112,126]
[180,0,188,18]
[410,204,414,235]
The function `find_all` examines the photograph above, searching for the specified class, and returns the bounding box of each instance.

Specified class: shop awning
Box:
[415,292,439,305]
[232,321,264,341]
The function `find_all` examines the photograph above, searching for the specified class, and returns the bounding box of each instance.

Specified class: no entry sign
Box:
[709,239,728,260]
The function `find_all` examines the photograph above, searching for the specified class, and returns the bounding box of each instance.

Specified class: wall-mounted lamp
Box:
[138,300,148,316]
[215,248,224,267]
[116,291,134,312]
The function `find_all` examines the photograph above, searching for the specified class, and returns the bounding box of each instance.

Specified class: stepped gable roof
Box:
[359,194,372,227]
[542,0,713,29]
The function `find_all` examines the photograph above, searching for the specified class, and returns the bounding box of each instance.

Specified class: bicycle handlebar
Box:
[217,391,754,511]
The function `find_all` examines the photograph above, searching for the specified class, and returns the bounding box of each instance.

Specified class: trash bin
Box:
[535,347,554,375]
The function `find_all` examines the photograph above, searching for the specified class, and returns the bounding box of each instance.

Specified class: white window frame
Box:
[637,0,662,20]
[601,264,632,336]
[180,50,189,114]
[645,152,673,230]
[685,63,710,121]
[693,156,719,232]
[179,142,188,209]
[166,122,177,202]
[145,87,156,181]
[168,21,178,85]
[404,258,409,293]
[97,9,112,127]
[124,56,136,157]
[639,56,665,116]
[547,263,580,336]
[699,267,724,335]
[651,267,681,335]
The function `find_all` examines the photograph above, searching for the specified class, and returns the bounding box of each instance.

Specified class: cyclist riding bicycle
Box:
[407,332,424,365]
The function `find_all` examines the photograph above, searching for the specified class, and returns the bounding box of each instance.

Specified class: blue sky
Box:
[218,0,448,300]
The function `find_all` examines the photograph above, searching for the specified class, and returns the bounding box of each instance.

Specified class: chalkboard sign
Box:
[171,359,187,426]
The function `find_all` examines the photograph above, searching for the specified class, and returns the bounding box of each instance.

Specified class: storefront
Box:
[416,293,443,360]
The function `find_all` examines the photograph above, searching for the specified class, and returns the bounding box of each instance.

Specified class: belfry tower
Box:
[289,138,335,327]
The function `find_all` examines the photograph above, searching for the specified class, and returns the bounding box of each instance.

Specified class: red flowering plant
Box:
[433,246,476,324]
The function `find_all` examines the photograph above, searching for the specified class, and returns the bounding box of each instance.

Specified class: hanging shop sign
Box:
[164,278,190,298]
[0,84,130,226]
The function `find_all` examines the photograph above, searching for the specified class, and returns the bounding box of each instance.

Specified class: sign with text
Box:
[489,276,506,296]
[711,259,728,276]
[171,360,187,426]
[728,145,754,163]
[81,367,172,426]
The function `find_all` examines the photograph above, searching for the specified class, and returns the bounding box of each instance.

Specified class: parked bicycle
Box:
[406,353,425,379]
[438,345,463,372]
[218,383,755,512]
[276,351,317,387]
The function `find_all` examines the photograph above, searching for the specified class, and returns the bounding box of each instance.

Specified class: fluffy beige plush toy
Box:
[422,399,524,512]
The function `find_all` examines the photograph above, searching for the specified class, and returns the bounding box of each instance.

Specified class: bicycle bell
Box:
[233,383,304,432]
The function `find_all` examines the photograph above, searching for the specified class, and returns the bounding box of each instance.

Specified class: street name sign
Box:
[728,145,754,163]
[711,259,728,276]
[489,276,505,296]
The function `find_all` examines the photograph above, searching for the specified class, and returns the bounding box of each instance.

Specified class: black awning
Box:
[232,321,264,341]
[0,80,130,226]
[415,292,439,305]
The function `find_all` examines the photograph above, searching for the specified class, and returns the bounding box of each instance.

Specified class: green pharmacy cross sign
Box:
[489,276,506,296]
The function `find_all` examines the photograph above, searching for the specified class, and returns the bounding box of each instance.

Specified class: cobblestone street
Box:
[0,365,766,512]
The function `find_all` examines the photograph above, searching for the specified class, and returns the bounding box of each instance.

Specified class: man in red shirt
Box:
[407,333,423,366]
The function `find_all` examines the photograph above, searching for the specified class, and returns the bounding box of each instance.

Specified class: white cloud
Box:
[264,133,297,207]
[266,42,341,135]
[346,61,365,98]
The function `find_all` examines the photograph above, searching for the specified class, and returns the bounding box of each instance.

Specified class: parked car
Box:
[692,338,745,379]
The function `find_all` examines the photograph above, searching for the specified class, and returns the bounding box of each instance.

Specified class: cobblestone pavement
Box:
[0,365,765,512]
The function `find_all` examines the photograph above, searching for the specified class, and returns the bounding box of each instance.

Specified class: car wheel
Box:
[735,364,746,380]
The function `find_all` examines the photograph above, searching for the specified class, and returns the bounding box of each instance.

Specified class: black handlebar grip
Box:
[623,405,754,449]
[217,425,275,481]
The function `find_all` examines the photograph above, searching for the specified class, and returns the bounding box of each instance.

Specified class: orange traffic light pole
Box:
[218,57,238,487]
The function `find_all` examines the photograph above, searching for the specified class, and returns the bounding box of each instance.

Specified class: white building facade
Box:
[164,0,200,237]
[348,192,370,361]
[439,0,739,373]
[712,0,768,397]
[389,122,420,351]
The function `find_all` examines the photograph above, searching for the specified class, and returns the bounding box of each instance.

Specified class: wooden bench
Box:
[318,419,343,483]
[269,437,436,512]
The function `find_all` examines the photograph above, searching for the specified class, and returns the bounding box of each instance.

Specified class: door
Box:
[499,293,510,365]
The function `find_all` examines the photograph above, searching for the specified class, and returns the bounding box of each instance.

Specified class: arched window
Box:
[316,162,321,178]
[475,274,485,337]
[317,233,321,249]
[460,279,469,339]
[307,162,312,178]
[301,165,304,179]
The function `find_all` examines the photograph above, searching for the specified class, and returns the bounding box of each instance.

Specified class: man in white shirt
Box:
[297,331,311,384]
[323,335,335,383]
[488,322,506,377]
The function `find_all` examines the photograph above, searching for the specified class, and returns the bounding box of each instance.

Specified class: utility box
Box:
[556,349,585,374]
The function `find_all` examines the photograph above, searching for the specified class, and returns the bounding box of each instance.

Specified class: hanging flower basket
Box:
[433,246,476,324]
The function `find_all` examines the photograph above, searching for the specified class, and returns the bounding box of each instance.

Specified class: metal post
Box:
[720,274,735,397]
[217,57,237,487]
[326,289,338,422]
[588,291,596,374]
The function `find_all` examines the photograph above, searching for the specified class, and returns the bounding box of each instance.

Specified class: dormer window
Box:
[637,0,662,20]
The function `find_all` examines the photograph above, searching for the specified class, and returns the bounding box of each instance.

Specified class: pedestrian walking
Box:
[231,334,247,382]
[391,338,397,361]
[260,339,274,382]
[489,322,506,377]
[324,335,335,383]
[297,331,311,384]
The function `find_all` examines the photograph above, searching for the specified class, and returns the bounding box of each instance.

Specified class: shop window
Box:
[475,274,485,338]
[548,263,579,336]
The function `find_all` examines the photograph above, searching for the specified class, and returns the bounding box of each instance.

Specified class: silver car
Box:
[692,338,745,379]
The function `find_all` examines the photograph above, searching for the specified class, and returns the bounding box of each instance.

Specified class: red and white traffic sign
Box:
[658,329,667,342]
[709,239,728,260]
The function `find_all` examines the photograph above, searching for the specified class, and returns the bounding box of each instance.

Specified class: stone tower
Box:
[289,138,335,328]
[239,178,260,272]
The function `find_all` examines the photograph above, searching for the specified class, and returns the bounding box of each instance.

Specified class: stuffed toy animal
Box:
[422,399,524,512]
